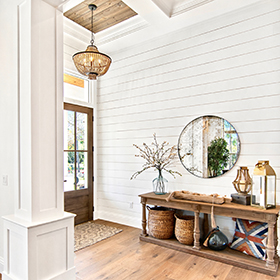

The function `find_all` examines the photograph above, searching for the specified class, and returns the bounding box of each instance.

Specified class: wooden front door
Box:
[63,103,93,225]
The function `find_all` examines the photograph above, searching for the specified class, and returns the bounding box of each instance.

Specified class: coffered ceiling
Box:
[63,0,216,34]
[61,0,263,54]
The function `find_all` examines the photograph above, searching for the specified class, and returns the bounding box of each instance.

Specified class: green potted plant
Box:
[207,137,229,177]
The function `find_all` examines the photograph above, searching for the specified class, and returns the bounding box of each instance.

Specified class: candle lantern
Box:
[251,160,276,209]
[231,167,252,205]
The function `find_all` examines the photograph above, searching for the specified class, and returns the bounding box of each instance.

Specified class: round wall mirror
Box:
[178,115,240,178]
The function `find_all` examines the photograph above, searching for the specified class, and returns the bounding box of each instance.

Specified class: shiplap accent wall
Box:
[95,0,280,238]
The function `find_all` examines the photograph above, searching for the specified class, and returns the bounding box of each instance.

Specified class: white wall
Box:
[94,0,280,241]
[63,17,90,77]
[0,72,16,272]
[0,0,20,269]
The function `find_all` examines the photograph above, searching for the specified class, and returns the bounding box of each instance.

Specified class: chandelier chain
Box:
[90,6,94,45]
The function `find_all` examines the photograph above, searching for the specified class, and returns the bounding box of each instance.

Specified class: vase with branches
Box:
[130,134,182,194]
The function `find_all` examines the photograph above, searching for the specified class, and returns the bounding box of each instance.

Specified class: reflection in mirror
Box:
[178,116,240,178]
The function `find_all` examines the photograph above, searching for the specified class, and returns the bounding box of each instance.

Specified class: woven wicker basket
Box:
[147,206,175,239]
[174,214,194,245]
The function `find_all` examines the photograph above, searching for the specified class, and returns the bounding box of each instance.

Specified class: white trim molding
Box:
[95,210,141,229]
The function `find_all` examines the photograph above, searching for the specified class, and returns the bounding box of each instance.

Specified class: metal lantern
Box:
[251,160,276,209]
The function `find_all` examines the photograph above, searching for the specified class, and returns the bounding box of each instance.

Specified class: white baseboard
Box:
[49,266,76,280]
[2,266,76,280]
[95,210,141,229]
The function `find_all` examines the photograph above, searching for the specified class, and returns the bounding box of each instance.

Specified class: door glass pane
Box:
[64,151,75,191]
[76,152,88,190]
[64,110,75,150]
[76,112,87,150]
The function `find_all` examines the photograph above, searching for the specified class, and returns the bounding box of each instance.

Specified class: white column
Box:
[1,0,75,279]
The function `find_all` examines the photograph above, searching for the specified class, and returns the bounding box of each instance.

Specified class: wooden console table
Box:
[139,192,280,276]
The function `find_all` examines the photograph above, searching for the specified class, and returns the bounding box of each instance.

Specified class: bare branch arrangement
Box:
[130,133,182,180]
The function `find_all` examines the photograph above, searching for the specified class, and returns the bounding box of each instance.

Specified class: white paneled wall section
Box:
[95,0,280,240]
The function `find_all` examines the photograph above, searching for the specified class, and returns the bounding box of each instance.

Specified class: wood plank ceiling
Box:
[64,0,137,34]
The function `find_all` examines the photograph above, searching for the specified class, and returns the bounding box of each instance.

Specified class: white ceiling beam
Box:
[59,0,84,12]
[122,0,169,25]
[43,0,84,12]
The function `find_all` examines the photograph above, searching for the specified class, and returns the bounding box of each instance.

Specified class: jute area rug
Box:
[74,221,122,251]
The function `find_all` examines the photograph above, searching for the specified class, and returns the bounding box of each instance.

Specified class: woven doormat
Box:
[74,221,122,251]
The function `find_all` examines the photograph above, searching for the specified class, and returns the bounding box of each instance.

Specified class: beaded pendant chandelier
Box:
[72,4,112,80]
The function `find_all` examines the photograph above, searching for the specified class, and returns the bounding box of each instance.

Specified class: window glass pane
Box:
[64,152,75,191]
[64,110,75,150]
[76,152,88,190]
[76,112,87,150]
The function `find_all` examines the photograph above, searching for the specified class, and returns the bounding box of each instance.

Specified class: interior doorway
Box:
[63,103,93,225]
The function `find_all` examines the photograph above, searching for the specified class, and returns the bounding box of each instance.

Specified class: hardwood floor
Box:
[75,220,280,280]
[0,220,278,279]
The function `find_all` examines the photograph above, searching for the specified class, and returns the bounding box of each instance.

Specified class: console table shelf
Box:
[139,192,280,277]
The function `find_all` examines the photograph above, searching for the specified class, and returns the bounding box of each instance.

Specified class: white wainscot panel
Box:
[36,228,67,279]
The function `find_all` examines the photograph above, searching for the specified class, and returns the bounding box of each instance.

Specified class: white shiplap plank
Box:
[97,94,280,121]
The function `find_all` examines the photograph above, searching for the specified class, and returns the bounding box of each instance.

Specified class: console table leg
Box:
[266,221,276,269]
[193,211,201,250]
[274,223,278,258]
[141,200,148,236]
